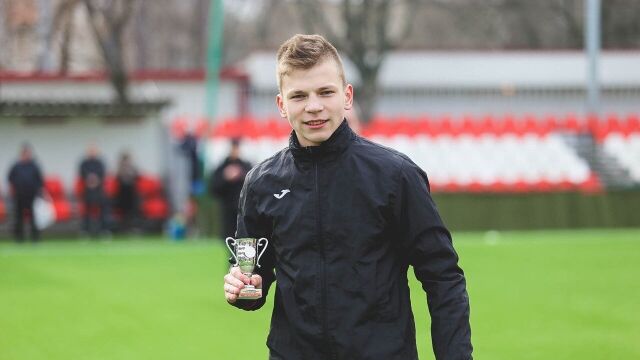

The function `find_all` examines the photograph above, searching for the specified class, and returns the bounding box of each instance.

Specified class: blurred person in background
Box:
[7,143,44,242]
[223,34,472,359]
[115,151,139,233]
[78,144,109,237]
[179,131,204,236]
[209,138,252,240]
[180,131,204,197]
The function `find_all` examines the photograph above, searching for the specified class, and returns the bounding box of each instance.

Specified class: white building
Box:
[243,50,640,117]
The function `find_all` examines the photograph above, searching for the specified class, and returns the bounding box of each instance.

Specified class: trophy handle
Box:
[255,238,269,268]
[225,237,238,266]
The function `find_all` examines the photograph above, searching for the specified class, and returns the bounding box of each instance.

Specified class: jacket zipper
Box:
[313,158,336,359]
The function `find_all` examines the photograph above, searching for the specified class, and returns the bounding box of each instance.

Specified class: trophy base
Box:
[239,286,262,300]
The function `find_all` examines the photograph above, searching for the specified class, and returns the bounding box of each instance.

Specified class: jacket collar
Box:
[289,119,355,160]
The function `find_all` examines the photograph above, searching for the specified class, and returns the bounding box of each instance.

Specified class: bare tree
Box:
[45,0,82,74]
[296,0,419,123]
[549,0,583,48]
[602,0,640,48]
[0,0,8,68]
[191,0,209,68]
[82,0,138,104]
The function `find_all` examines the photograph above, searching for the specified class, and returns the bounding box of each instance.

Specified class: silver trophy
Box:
[225,237,269,300]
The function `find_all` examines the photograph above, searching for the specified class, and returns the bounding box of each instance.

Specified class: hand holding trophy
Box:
[225,237,269,300]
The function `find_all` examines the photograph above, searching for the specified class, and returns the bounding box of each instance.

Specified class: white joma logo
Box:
[274,189,291,199]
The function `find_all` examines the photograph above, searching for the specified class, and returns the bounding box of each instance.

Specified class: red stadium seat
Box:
[44,176,66,199]
[542,117,559,135]
[500,114,521,135]
[579,173,602,193]
[487,181,510,193]
[53,200,72,221]
[461,115,483,136]
[142,198,169,220]
[559,113,583,132]
[605,114,623,134]
[260,117,289,138]
[136,175,163,198]
[622,113,640,136]
[242,119,262,139]
[194,117,210,138]
[437,115,456,136]
[480,115,501,136]
[393,116,416,137]
[415,116,436,137]
[104,176,117,197]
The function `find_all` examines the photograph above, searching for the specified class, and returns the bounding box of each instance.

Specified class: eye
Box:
[320,90,335,96]
[290,94,306,100]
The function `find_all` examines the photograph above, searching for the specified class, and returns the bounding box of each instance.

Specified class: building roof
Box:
[0,67,248,83]
[0,100,170,118]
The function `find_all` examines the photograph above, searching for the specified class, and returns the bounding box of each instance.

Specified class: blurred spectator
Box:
[180,132,204,196]
[209,138,252,240]
[115,151,139,233]
[78,144,108,237]
[7,143,43,242]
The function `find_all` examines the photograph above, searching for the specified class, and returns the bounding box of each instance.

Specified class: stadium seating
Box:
[136,175,169,221]
[598,114,640,182]
[197,114,617,193]
[75,174,169,222]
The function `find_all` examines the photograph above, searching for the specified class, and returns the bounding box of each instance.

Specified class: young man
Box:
[223,34,472,359]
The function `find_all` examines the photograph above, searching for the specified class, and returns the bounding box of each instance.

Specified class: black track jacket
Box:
[233,120,472,360]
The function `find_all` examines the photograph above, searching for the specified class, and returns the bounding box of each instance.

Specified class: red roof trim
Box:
[0,67,249,83]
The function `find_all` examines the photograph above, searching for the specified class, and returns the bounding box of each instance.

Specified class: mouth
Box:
[304,119,329,128]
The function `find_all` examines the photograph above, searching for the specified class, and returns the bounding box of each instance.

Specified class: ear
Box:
[276,94,287,118]
[344,84,354,110]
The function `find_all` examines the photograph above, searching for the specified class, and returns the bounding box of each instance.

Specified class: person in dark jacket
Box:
[115,151,139,232]
[209,138,252,240]
[223,34,472,360]
[78,144,108,237]
[7,144,44,242]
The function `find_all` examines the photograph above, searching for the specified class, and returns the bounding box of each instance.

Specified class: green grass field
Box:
[1,229,639,359]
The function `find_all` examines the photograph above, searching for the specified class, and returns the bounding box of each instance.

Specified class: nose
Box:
[305,95,323,113]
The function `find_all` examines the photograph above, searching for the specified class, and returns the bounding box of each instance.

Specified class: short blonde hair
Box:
[276,34,346,90]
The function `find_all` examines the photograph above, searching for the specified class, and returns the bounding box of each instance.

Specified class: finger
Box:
[229,266,251,285]
[224,283,239,304]
[224,272,246,289]
[224,283,241,295]
[250,274,263,288]
[224,284,240,295]
[225,291,238,304]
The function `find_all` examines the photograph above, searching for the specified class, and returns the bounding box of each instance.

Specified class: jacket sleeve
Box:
[8,165,15,186]
[231,167,276,311]
[393,159,473,360]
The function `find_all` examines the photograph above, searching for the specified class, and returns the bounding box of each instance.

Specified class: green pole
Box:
[200,0,224,237]
[205,0,224,120]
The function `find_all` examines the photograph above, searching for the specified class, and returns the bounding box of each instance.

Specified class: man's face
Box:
[20,148,32,161]
[276,59,353,147]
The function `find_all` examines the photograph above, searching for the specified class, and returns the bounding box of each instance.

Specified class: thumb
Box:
[251,274,263,289]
